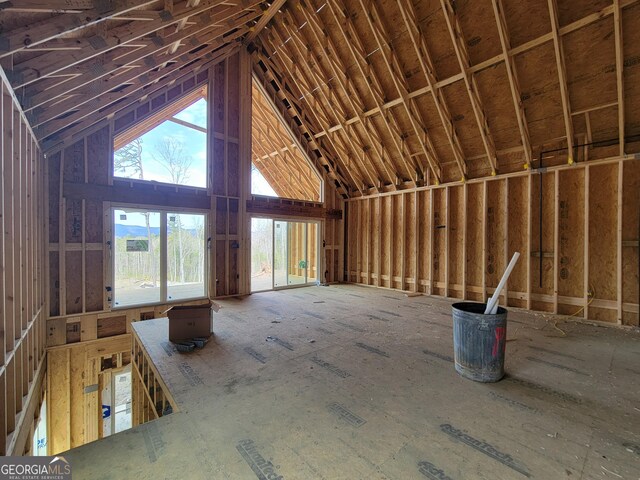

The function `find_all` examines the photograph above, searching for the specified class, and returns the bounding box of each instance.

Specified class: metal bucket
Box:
[452,302,507,383]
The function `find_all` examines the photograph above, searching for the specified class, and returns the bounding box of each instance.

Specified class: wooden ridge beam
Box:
[397,0,466,183]
[547,0,575,162]
[440,0,499,174]
[8,0,250,89]
[245,0,287,44]
[0,0,158,58]
[39,41,240,141]
[326,0,420,187]
[24,4,260,111]
[363,0,446,184]
[491,0,533,167]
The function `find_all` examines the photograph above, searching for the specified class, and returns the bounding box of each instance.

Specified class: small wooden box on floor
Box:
[166,301,216,342]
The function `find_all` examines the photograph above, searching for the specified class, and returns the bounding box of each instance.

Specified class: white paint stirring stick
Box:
[485,252,521,315]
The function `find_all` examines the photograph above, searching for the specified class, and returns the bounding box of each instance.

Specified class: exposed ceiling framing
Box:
[1,0,638,199]
[250,0,639,196]
[0,0,281,142]
[252,79,322,202]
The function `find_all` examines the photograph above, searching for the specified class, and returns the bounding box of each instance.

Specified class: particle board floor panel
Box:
[63,284,640,480]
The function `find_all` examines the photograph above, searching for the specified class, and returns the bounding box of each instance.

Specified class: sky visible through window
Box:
[114,98,277,196]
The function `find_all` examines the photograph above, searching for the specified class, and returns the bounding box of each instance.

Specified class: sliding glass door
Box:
[251,218,320,292]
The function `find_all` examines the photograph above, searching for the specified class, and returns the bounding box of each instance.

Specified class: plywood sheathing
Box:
[345,158,639,325]
[253,0,640,195]
[63,286,640,478]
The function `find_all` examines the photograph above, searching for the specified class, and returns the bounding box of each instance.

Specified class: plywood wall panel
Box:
[405,193,417,287]
[344,159,635,324]
[380,196,391,288]
[65,251,83,315]
[448,186,464,298]
[432,188,446,296]
[465,183,484,301]
[557,169,586,315]
[86,127,110,186]
[589,163,619,322]
[392,195,403,289]
[621,161,640,326]
[530,172,555,312]
[85,252,103,312]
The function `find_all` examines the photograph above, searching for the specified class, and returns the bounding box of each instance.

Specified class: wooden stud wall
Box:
[46,335,131,455]
[132,330,177,428]
[44,49,344,348]
[0,70,47,455]
[210,53,250,298]
[345,157,640,326]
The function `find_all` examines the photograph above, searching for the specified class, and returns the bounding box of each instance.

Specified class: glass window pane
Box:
[251,218,273,292]
[274,221,287,288]
[114,99,207,188]
[287,222,307,286]
[307,222,318,284]
[114,210,161,307]
[167,213,206,301]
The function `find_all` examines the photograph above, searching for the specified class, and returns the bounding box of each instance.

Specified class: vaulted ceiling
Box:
[251,0,640,196]
[1,0,638,199]
[0,0,278,142]
[252,80,322,201]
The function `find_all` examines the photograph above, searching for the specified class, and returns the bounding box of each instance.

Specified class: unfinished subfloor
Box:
[65,284,640,479]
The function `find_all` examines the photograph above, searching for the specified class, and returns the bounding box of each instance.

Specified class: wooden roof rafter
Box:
[395,0,466,183]
[547,0,575,163]
[40,44,227,150]
[491,0,533,168]
[268,13,384,192]
[38,38,243,140]
[30,25,247,131]
[23,4,262,113]
[613,0,625,156]
[440,0,499,175]
[252,57,352,197]
[252,93,320,197]
[260,0,637,168]
[258,31,374,194]
[245,0,287,44]
[325,0,420,187]
[288,1,398,190]
[360,0,444,185]
[251,119,316,200]
[7,0,242,89]
[0,0,159,58]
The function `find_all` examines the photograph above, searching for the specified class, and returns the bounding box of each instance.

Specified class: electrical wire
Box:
[569,285,595,317]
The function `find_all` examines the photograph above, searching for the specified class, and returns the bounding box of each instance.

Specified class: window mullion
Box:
[160,211,168,302]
